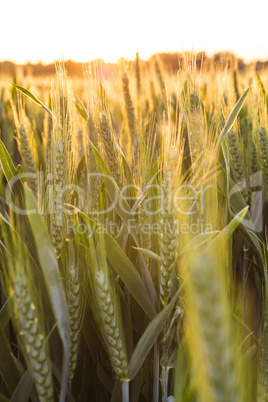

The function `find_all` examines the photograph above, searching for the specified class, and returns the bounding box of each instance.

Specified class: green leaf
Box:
[128,286,181,379]
[0,140,25,210]
[0,139,17,183]
[10,370,34,402]
[174,339,196,402]
[132,247,161,262]
[100,83,112,117]
[217,163,264,267]
[0,297,13,329]
[256,73,267,108]
[178,232,219,258]
[89,142,139,243]
[104,228,156,319]
[24,187,70,402]
[11,84,56,121]
[0,212,63,359]
[0,321,21,395]
[88,141,158,308]
[70,213,156,319]
[215,87,250,150]
[75,103,88,121]
[51,362,76,402]
[210,206,249,244]
[74,94,88,121]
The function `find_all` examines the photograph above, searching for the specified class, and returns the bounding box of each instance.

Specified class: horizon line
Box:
[1,50,268,67]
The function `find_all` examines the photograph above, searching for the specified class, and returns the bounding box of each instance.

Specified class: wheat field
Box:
[0,53,267,401]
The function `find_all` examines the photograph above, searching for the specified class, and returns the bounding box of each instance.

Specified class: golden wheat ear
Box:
[100,113,122,188]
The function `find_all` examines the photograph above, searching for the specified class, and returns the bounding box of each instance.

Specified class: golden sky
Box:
[2,0,268,64]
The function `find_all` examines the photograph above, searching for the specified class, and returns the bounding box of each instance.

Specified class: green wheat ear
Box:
[51,139,66,258]
[18,123,37,194]
[13,275,54,402]
[258,126,268,202]
[160,146,178,307]
[67,264,81,380]
[189,253,239,402]
[95,270,129,381]
[86,112,101,213]
[87,232,129,383]
[228,130,250,204]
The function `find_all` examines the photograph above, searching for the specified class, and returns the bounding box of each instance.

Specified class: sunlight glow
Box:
[2,0,268,64]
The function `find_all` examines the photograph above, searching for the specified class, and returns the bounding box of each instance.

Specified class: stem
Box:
[153,341,159,402]
[161,367,170,402]
[121,380,129,402]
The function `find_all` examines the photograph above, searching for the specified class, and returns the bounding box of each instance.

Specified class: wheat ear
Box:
[258,126,268,202]
[13,275,54,402]
[155,59,168,119]
[18,124,37,194]
[67,264,81,380]
[87,112,101,212]
[190,253,238,402]
[95,270,129,380]
[228,130,250,204]
[187,91,205,166]
[100,113,122,188]
[51,139,65,257]
[135,52,141,98]
[122,72,140,176]
[160,146,178,307]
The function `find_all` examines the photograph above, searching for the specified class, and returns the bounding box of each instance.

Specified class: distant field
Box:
[1,51,268,79]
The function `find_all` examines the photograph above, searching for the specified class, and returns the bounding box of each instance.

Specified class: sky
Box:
[2,0,268,65]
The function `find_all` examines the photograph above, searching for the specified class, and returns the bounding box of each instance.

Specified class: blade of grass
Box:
[0,297,13,329]
[10,370,34,402]
[215,88,250,150]
[24,187,70,402]
[70,213,156,319]
[11,84,56,120]
[0,321,22,395]
[128,286,182,379]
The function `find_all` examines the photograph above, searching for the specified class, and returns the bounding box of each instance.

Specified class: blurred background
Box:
[1,0,268,74]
